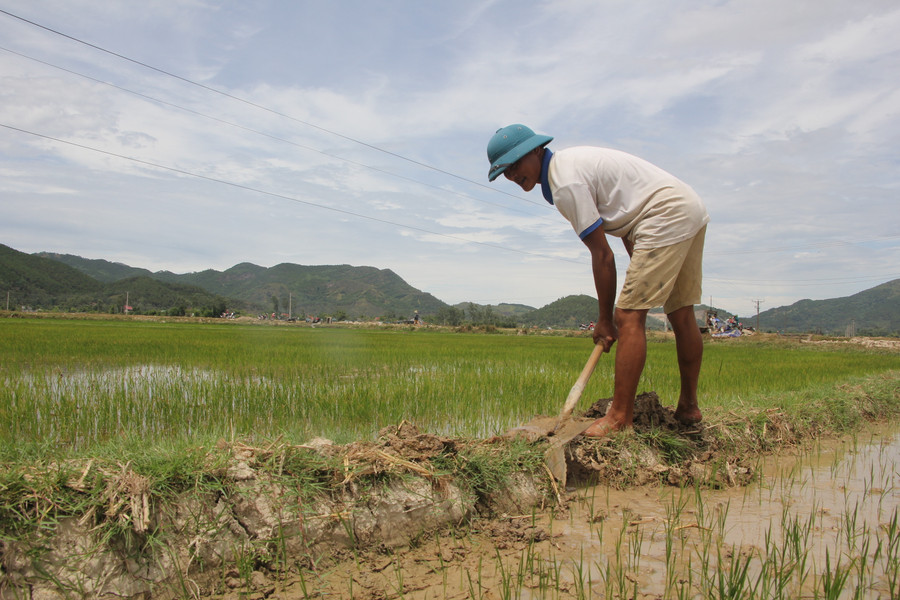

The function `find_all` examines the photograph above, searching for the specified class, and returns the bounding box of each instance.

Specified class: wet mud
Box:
[211,427,900,599]
[568,392,756,489]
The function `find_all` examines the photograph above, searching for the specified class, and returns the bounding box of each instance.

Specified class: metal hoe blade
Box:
[501,344,605,487]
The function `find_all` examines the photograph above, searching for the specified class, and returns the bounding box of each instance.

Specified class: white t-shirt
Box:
[547,147,710,249]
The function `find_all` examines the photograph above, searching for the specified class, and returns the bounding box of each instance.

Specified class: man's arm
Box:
[582,226,617,352]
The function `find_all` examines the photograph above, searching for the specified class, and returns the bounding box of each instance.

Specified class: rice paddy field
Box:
[2,316,900,598]
[1,316,898,459]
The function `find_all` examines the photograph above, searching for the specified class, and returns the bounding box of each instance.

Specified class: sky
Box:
[1,0,898,319]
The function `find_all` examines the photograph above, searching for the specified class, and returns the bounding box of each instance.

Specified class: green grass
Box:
[0,318,897,459]
[1,317,899,598]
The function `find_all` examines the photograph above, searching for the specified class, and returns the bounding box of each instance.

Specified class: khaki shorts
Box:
[617,225,706,314]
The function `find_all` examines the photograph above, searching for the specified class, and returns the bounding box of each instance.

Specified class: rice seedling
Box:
[884,509,900,598]
[1,319,897,461]
[1,317,899,598]
[505,431,897,599]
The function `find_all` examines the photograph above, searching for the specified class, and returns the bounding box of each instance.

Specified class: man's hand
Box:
[582,227,617,353]
[593,320,617,352]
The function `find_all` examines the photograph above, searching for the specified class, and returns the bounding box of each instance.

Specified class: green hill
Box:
[33,252,153,283]
[452,302,536,321]
[10,244,900,334]
[28,248,447,320]
[1,245,232,315]
[519,296,670,330]
[759,279,900,336]
[103,276,239,316]
[490,303,537,319]
[157,262,448,319]
[1,244,102,308]
[519,295,598,329]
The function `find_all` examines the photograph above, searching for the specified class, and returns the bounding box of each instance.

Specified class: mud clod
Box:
[569,391,755,488]
[583,391,695,432]
[479,518,551,549]
[376,420,458,459]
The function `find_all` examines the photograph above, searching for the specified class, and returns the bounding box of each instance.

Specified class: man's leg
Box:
[583,307,647,436]
[667,305,703,424]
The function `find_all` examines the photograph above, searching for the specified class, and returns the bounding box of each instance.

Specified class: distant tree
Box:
[271,295,279,314]
[433,305,464,326]
[202,300,227,318]
[467,303,497,326]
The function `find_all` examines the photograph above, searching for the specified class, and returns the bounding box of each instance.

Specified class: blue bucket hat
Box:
[487,124,553,181]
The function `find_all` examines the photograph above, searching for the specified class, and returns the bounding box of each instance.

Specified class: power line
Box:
[0,44,557,221]
[4,113,897,290]
[0,121,583,266]
[4,10,899,295]
[0,8,549,208]
[5,117,896,305]
[4,10,898,264]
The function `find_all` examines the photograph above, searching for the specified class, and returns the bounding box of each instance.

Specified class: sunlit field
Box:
[1,318,897,457]
[2,317,899,598]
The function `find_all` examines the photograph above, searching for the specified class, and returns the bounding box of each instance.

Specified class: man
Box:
[487,124,709,436]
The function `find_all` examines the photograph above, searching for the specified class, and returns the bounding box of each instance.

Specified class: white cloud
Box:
[0,0,897,315]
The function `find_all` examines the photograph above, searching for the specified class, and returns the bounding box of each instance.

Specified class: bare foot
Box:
[674,405,703,425]
[582,416,631,438]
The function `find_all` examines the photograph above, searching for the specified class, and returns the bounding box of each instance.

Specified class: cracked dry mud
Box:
[2,392,767,599]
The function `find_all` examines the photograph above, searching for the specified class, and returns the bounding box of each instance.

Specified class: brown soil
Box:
[0,393,793,599]
[801,336,900,350]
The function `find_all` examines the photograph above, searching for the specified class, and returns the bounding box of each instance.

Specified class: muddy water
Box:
[261,429,900,599]
[544,428,900,598]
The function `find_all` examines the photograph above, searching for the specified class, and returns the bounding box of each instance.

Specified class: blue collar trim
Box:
[540,148,554,205]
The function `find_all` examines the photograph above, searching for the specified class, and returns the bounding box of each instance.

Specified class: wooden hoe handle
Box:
[558,343,604,420]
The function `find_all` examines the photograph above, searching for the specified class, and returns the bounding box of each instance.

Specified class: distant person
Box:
[487,124,710,435]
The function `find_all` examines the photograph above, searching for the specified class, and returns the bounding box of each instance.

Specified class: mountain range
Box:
[1,243,897,334]
[755,280,899,336]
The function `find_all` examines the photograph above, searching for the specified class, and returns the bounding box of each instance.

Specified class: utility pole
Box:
[752,299,763,331]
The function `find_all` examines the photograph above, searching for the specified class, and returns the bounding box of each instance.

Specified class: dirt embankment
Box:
[0,393,813,599]
[801,336,900,351]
